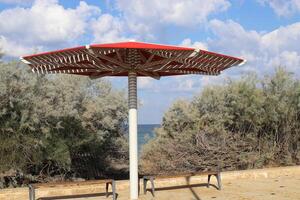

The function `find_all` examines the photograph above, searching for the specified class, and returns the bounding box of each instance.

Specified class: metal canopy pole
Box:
[128,71,138,200]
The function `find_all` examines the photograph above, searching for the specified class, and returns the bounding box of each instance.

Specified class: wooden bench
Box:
[142,171,221,196]
[28,179,116,200]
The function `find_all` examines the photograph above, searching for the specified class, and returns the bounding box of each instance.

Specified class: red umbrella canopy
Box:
[21,41,245,79]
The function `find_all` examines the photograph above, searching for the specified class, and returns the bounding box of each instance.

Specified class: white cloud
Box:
[114,0,231,39]
[200,75,223,87]
[180,38,208,50]
[0,0,233,56]
[148,20,300,93]
[0,36,37,57]
[0,0,34,5]
[208,19,261,57]
[258,0,300,17]
[261,23,300,54]
[266,51,300,72]
[176,77,198,92]
[0,0,100,56]
[115,0,230,26]
[138,77,154,90]
[207,19,300,75]
[138,75,204,93]
[91,14,133,43]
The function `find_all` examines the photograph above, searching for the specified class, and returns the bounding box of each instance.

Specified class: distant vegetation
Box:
[141,68,300,175]
[0,60,128,188]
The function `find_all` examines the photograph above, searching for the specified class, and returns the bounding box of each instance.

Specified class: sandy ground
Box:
[78,173,300,200]
[0,166,299,200]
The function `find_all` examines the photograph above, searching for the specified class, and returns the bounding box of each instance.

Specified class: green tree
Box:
[0,60,128,186]
[141,67,300,175]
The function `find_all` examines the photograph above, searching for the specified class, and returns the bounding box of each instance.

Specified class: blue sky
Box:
[1,0,300,124]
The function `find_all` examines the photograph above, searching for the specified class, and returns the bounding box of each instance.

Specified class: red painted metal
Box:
[90,41,194,50]
[23,46,85,59]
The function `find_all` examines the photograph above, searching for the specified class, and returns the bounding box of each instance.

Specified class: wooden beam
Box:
[138,70,161,80]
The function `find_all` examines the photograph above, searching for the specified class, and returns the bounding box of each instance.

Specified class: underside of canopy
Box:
[21,41,245,80]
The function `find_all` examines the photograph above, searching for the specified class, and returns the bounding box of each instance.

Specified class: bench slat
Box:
[144,171,219,179]
[32,179,113,188]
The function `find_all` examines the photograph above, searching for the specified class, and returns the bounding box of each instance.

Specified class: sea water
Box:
[138,124,160,152]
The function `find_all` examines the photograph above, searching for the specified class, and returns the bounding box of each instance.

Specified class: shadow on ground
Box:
[145,182,219,200]
[38,192,117,200]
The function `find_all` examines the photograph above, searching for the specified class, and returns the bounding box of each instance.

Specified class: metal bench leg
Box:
[112,180,116,200]
[216,172,222,190]
[29,185,35,200]
[143,178,148,194]
[207,175,211,188]
[150,177,155,197]
[106,182,109,198]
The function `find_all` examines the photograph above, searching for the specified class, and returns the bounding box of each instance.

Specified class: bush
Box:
[0,61,129,187]
[141,67,300,174]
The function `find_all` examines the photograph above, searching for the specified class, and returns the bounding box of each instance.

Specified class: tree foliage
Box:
[141,68,300,175]
[0,61,128,187]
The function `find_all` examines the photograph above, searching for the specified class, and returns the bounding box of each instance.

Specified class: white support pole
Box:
[128,71,138,200]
